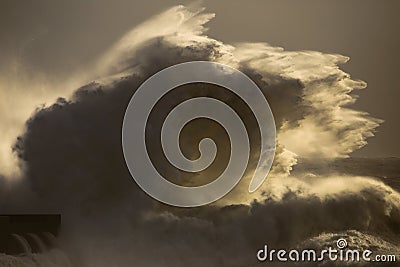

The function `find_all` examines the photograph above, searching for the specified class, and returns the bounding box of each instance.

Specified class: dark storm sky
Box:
[0,0,399,157]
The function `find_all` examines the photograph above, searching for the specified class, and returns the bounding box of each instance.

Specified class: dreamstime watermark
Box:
[257,238,397,263]
[122,61,276,207]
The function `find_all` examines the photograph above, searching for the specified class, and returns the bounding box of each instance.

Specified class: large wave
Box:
[1,5,398,267]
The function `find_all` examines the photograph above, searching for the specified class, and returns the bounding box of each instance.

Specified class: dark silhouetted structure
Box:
[0,214,61,254]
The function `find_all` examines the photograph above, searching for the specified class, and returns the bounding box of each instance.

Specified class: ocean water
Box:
[0,250,71,267]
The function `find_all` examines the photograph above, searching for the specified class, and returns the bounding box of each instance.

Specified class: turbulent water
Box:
[0,250,71,267]
[1,5,399,267]
[1,230,398,267]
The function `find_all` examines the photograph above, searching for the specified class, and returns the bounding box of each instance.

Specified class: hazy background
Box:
[0,0,399,158]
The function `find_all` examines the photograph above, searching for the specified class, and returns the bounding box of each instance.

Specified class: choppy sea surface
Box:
[0,250,71,267]
[1,158,399,267]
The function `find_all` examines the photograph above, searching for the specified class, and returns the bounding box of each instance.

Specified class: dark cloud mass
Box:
[0,5,399,267]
